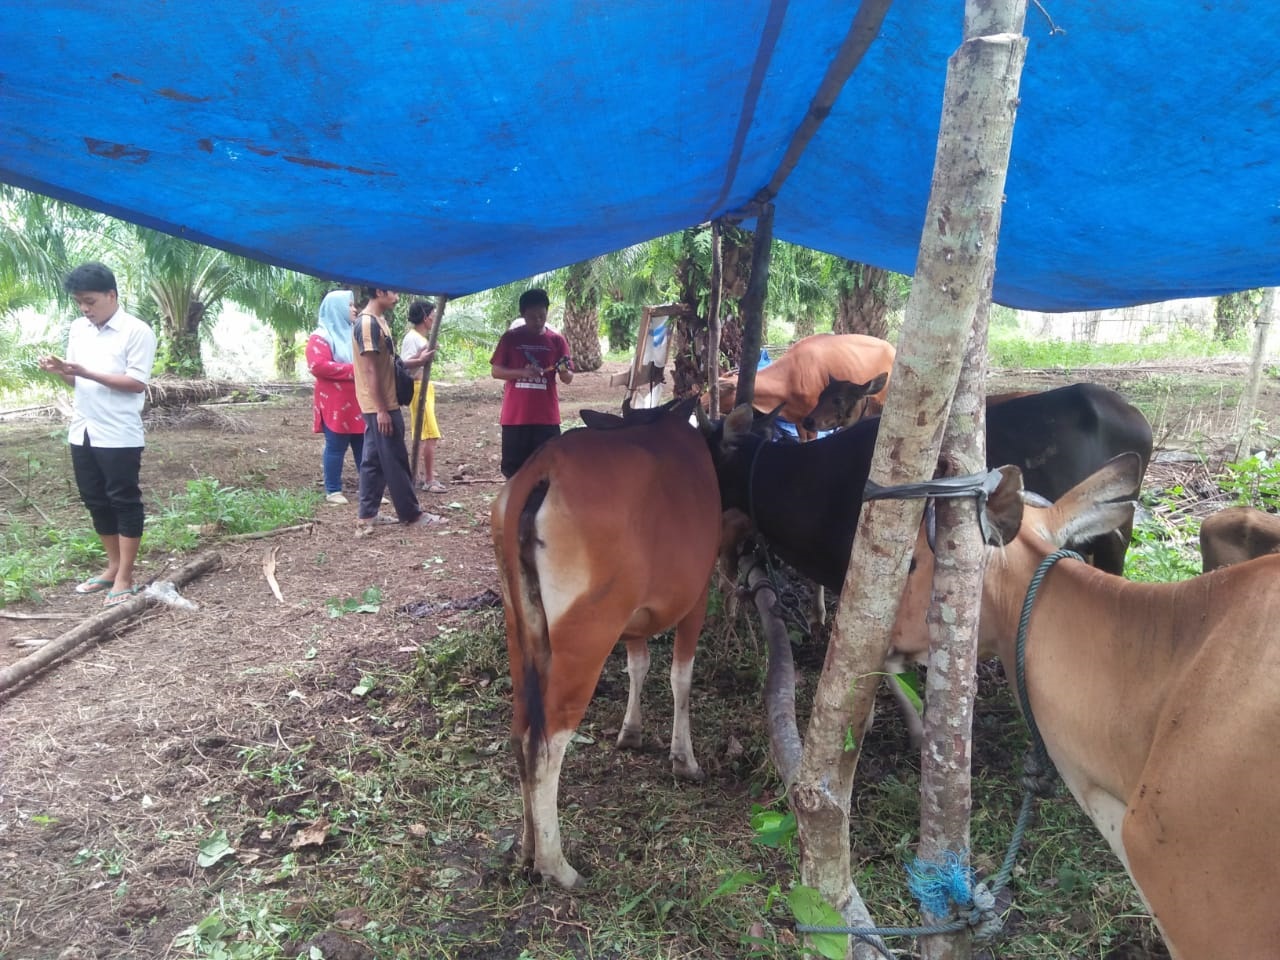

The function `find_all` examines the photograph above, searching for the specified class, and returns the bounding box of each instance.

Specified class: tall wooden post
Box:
[735,204,774,409]
[410,295,448,480]
[707,219,725,415]
[1235,287,1276,461]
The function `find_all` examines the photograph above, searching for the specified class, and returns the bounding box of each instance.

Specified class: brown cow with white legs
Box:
[713,333,894,440]
[1199,504,1280,571]
[902,454,1280,959]
[491,398,720,888]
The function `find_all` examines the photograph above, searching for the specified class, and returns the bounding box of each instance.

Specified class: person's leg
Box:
[356,415,385,522]
[500,425,526,479]
[421,381,442,487]
[421,438,440,488]
[321,424,347,496]
[98,445,145,593]
[378,410,424,521]
[70,439,121,585]
[347,431,364,486]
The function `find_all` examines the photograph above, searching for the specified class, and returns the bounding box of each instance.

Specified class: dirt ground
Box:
[0,358,1275,960]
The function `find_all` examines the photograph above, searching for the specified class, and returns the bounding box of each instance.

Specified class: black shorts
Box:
[500,424,561,478]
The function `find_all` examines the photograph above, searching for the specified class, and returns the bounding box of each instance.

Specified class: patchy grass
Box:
[0,477,320,605]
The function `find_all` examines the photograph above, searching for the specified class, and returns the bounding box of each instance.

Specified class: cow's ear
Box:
[755,402,786,436]
[723,403,755,444]
[863,372,889,396]
[580,409,624,430]
[983,465,1025,546]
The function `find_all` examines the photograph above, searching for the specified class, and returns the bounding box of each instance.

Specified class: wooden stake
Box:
[0,553,221,695]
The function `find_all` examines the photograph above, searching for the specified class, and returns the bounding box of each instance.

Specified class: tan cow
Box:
[491,399,721,888]
[714,333,894,440]
[903,454,1279,959]
[1199,504,1280,571]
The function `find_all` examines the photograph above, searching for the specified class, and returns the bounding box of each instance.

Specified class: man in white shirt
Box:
[39,262,158,606]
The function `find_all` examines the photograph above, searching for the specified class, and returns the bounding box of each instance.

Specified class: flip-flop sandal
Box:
[75,577,114,595]
[424,481,448,493]
[103,586,143,607]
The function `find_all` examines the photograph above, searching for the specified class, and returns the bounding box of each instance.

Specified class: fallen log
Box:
[0,553,221,695]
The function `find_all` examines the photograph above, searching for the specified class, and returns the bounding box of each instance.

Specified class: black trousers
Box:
[69,436,145,538]
[500,424,561,478]
[357,410,421,522]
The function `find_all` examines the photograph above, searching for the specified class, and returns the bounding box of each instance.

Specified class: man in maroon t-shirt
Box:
[489,288,574,478]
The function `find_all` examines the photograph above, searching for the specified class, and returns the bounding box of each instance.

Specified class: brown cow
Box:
[714,333,894,440]
[491,399,721,888]
[902,454,1280,958]
[1199,504,1280,571]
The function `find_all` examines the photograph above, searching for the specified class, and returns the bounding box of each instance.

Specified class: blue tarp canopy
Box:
[3,2,1278,310]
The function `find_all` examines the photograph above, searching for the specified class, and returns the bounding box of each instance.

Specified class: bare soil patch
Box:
[1,361,1275,959]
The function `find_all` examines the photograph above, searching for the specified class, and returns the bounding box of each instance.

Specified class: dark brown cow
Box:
[901,455,1280,959]
[1199,504,1280,571]
[491,399,720,888]
[713,333,894,440]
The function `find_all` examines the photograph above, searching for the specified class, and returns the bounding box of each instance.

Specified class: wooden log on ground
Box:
[0,553,221,695]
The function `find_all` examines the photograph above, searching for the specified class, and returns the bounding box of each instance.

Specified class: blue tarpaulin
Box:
[2,2,1278,309]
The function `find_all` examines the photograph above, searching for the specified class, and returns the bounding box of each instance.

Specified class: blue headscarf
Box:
[315,289,355,364]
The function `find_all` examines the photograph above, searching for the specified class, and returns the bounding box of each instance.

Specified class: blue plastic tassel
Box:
[906,851,976,919]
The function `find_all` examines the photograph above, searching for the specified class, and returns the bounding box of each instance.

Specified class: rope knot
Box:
[1020,748,1059,798]
[906,851,976,920]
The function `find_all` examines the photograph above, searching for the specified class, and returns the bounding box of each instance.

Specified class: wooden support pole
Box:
[707,219,725,415]
[0,553,222,695]
[411,295,449,480]
[735,203,775,409]
[1235,287,1276,461]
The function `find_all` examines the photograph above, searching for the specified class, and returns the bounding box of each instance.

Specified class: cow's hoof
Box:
[671,757,705,782]
[535,858,581,889]
[616,726,644,750]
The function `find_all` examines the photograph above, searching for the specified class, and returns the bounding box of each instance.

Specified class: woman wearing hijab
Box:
[306,289,365,504]
[401,300,446,492]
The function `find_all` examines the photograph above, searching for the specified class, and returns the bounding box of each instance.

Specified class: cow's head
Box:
[802,373,889,434]
[696,402,782,512]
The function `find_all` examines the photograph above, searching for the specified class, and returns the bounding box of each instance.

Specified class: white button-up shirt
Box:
[65,308,158,448]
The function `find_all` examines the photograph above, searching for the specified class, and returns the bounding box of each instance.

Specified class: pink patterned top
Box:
[306,334,364,434]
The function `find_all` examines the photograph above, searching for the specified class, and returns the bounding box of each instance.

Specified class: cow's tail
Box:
[501,469,552,766]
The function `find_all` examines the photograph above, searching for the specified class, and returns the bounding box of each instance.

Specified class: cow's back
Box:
[988,383,1153,501]
[1200,505,1280,571]
[530,420,720,614]
[753,334,895,419]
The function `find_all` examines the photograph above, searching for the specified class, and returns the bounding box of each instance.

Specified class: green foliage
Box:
[988,323,1241,369]
[0,480,319,605]
[1124,492,1202,583]
[325,586,383,619]
[1217,453,1280,510]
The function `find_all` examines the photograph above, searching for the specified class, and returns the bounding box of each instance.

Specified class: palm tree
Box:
[229,267,331,379]
[831,258,907,339]
[561,259,602,372]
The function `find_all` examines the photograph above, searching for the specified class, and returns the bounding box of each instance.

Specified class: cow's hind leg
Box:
[668,590,709,782]
[522,727,580,888]
[617,637,649,750]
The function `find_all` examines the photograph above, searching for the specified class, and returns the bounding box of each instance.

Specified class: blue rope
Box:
[1014,548,1082,782]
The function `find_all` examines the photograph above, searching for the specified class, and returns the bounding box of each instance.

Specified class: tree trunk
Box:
[160,300,207,377]
[833,260,892,339]
[917,293,992,960]
[562,260,603,372]
[1214,289,1261,344]
[793,310,815,338]
[792,8,1028,957]
[1235,287,1277,459]
[273,331,297,380]
[673,225,751,396]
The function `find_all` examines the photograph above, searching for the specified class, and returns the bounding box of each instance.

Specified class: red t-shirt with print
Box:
[490,326,571,426]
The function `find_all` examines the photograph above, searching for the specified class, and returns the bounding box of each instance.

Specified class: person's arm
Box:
[490,336,541,381]
[556,355,574,385]
[405,345,435,369]
[38,355,146,393]
[306,336,354,380]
